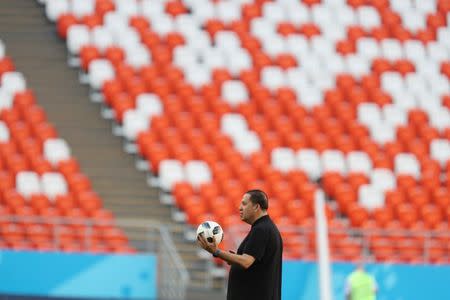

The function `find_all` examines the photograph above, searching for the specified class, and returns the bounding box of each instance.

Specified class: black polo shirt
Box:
[227,215,283,300]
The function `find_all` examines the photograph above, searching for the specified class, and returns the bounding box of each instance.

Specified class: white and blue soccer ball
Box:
[196,221,224,244]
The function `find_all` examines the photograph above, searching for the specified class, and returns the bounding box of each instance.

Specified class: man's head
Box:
[239,189,269,224]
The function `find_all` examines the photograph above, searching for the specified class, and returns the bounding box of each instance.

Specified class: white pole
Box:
[314,189,333,300]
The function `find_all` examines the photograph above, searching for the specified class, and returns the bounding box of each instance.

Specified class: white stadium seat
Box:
[88,59,115,90]
[262,2,286,24]
[221,114,248,137]
[185,160,212,189]
[91,27,114,52]
[346,54,370,78]
[370,168,396,193]
[381,72,404,95]
[215,1,241,23]
[115,0,138,17]
[150,15,174,36]
[271,148,296,173]
[67,25,90,55]
[232,131,262,157]
[394,153,421,179]
[45,0,69,22]
[390,0,412,13]
[159,160,185,191]
[184,65,211,88]
[123,110,149,141]
[261,66,286,91]
[426,42,450,63]
[382,105,408,129]
[115,28,141,49]
[429,109,450,132]
[415,59,440,79]
[437,27,450,51]
[261,35,287,58]
[173,46,197,70]
[430,139,450,167]
[186,32,211,53]
[358,184,384,211]
[357,103,382,129]
[285,2,310,26]
[140,0,165,19]
[357,38,381,60]
[103,12,128,35]
[0,88,14,113]
[0,121,9,142]
[321,150,347,174]
[136,94,163,118]
[71,0,95,19]
[41,172,68,200]
[311,36,335,60]
[405,73,428,96]
[414,0,436,14]
[16,171,41,198]
[221,80,249,107]
[324,54,346,74]
[286,68,309,91]
[43,138,71,166]
[400,9,426,32]
[1,71,26,95]
[296,149,322,180]
[286,35,309,58]
[336,5,356,26]
[347,151,372,175]
[404,40,427,63]
[201,48,226,69]
[296,86,323,109]
[370,123,396,145]
[191,1,215,23]
[357,6,381,30]
[381,39,404,61]
[215,31,241,52]
[125,44,152,69]
[251,17,275,41]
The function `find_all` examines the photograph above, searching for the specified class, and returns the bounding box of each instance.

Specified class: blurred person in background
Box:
[197,189,283,300]
[345,262,378,300]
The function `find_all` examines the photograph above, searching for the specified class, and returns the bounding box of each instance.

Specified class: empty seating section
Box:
[0,42,132,253]
[43,0,450,263]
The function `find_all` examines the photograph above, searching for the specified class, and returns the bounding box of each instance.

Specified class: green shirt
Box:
[347,270,377,300]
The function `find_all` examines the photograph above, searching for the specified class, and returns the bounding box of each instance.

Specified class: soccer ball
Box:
[196,221,224,244]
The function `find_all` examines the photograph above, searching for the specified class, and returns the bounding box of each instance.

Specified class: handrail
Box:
[158,225,190,299]
[0,215,190,299]
[227,223,450,263]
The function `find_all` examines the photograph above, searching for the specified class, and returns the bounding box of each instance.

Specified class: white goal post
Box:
[315,190,333,300]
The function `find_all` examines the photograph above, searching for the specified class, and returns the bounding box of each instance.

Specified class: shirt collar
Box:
[252,214,269,227]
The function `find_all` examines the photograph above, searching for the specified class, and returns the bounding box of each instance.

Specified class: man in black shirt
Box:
[197,189,283,300]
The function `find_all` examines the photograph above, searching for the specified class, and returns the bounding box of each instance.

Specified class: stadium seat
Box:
[0,47,132,254]
[37,0,450,263]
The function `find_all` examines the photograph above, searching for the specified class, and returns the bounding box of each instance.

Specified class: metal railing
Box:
[156,226,190,300]
[0,215,189,300]
[227,223,450,264]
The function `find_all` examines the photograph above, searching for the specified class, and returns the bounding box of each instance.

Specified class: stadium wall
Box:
[0,251,157,299]
[283,261,450,300]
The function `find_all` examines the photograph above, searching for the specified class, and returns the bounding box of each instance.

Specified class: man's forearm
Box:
[215,250,254,269]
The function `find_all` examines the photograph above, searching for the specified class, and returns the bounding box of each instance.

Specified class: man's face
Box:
[239,193,257,223]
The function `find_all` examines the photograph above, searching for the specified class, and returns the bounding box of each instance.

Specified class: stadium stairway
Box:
[0,1,225,298]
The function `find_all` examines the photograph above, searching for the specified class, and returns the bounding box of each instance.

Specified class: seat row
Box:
[0,41,133,253]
